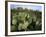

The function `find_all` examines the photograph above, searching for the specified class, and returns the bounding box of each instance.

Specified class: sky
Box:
[10,3,42,11]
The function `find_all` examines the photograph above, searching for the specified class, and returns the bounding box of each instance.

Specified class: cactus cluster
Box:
[11,7,42,32]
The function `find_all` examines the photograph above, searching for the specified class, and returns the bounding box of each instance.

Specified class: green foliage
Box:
[11,7,42,32]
